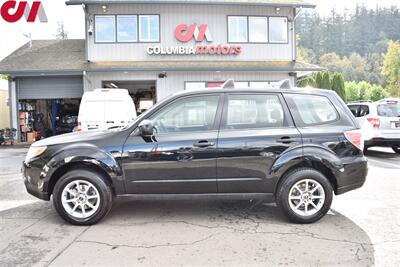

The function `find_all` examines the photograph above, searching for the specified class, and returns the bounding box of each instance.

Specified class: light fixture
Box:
[275,7,280,14]
[102,5,107,12]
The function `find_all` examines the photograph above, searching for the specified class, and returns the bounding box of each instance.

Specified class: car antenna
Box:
[222,79,235,89]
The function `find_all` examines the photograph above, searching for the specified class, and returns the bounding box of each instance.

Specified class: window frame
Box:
[94,14,160,44]
[94,15,116,43]
[284,93,341,127]
[220,93,292,131]
[138,14,160,43]
[146,94,223,135]
[227,15,289,44]
[268,16,289,44]
[116,15,138,43]
[227,15,249,43]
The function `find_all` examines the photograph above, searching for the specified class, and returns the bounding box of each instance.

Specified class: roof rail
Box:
[221,79,235,89]
[278,79,291,89]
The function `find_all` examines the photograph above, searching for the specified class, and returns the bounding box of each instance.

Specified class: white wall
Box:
[84,70,293,101]
[86,4,294,62]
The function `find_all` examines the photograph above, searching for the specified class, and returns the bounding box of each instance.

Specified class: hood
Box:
[32,130,115,147]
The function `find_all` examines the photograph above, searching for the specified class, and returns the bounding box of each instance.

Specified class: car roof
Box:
[172,87,337,98]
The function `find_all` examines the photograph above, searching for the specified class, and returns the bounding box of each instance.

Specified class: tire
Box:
[276,168,333,224]
[392,146,400,154]
[53,169,113,225]
[363,146,369,154]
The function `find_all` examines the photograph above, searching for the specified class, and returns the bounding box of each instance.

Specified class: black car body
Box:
[23,87,367,225]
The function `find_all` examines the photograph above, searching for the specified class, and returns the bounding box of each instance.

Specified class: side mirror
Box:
[138,120,154,136]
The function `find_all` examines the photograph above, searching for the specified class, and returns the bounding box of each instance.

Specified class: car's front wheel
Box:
[392,145,400,154]
[276,168,333,224]
[53,169,113,225]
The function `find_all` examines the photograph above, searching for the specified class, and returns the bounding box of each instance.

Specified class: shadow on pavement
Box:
[0,199,375,266]
[364,148,400,159]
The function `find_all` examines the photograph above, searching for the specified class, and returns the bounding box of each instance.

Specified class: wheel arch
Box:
[47,161,116,197]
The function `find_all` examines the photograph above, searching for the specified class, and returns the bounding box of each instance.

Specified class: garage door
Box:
[17,76,83,99]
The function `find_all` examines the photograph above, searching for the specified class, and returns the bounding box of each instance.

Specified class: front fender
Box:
[40,143,124,194]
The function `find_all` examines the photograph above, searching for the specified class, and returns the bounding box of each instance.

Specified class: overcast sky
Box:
[0,0,399,60]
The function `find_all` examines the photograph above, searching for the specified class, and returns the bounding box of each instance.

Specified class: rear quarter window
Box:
[285,94,339,127]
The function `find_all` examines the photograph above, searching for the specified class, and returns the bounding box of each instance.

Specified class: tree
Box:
[345,81,360,102]
[382,40,400,96]
[320,71,331,89]
[331,73,346,101]
[55,21,68,40]
[368,84,388,101]
[1,74,8,80]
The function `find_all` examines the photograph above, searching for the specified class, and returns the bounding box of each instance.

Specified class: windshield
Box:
[377,103,400,117]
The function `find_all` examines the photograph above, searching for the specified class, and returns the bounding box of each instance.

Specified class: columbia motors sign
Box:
[147,23,242,56]
[0,1,47,23]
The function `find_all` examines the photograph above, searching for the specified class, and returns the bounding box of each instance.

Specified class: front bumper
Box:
[22,161,50,201]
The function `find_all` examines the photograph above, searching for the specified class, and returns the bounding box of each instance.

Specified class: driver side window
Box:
[149,95,219,134]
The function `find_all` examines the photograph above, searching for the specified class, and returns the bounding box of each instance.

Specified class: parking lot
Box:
[0,146,399,266]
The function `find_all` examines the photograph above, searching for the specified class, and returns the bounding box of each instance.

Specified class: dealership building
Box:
[0,0,321,142]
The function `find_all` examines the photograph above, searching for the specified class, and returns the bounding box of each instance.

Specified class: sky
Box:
[0,0,399,60]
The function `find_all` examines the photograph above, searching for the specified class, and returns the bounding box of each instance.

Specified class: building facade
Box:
[0,0,321,141]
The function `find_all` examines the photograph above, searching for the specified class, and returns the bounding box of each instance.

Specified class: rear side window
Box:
[223,94,285,130]
[285,94,339,126]
[348,105,359,117]
[359,105,370,117]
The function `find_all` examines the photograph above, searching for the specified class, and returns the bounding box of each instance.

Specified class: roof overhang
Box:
[66,0,316,8]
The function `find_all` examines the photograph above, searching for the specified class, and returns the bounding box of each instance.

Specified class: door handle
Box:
[277,136,295,144]
[193,140,215,147]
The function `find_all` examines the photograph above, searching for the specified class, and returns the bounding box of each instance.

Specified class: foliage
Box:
[1,74,8,80]
[331,73,346,102]
[382,41,400,96]
[345,81,388,102]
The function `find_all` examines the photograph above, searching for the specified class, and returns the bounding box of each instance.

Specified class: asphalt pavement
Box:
[0,145,399,266]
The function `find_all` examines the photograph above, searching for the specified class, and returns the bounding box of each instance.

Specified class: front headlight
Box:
[25,146,47,162]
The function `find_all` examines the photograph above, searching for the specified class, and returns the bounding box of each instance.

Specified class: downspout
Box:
[291,7,302,62]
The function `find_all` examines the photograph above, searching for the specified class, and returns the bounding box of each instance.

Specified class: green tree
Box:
[331,73,346,101]
[320,71,331,89]
[345,81,360,102]
[382,40,400,96]
[367,84,388,101]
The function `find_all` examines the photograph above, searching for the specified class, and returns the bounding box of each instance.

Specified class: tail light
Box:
[367,117,380,129]
[77,122,81,132]
[344,129,364,151]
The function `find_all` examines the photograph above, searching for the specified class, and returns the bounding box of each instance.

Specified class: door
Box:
[216,93,302,193]
[122,94,222,194]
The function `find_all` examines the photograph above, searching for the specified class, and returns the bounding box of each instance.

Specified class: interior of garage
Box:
[102,80,156,115]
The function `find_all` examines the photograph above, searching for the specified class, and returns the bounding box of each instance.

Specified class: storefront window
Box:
[249,17,268,43]
[269,17,288,43]
[117,15,137,42]
[228,16,248,42]
[95,16,116,43]
[139,15,159,42]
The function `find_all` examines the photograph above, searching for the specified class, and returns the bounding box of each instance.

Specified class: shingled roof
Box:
[0,39,87,75]
[0,39,322,75]
[66,0,315,8]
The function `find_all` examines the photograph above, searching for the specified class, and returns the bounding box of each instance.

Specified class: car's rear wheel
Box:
[276,168,333,224]
[53,169,113,225]
[392,145,400,154]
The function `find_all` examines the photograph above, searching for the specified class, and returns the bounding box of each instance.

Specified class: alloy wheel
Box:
[61,180,101,219]
[288,179,325,217]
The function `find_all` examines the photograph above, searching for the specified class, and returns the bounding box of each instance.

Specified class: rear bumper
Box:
[365,138,400,147]
[335,156,368,195]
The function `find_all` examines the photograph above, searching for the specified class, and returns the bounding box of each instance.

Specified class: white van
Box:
[77,89,137,131]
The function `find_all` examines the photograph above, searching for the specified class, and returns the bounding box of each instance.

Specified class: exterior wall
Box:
[84,71,293,101]
[0,80,10,128]
[86,4,294,61]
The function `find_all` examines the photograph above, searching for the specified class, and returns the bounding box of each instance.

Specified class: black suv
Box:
[23,87,367,225]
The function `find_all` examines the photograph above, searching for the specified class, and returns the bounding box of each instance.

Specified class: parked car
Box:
[23,86,367,225]
[77,88,137,131]
[347,98,400,153]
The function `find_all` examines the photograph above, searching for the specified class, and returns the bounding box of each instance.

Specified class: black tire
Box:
[392,146,400,154]
[276,168,333,224]
[363,146,369,154]
[53,169,113,225]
